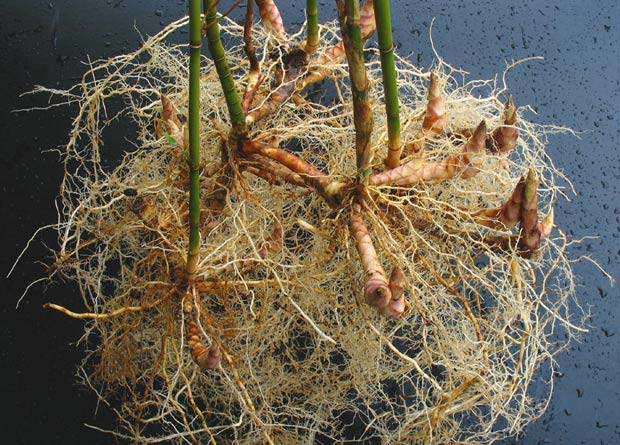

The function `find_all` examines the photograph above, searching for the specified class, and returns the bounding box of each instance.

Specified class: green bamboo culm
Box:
[306,0,319,53]
[374,0,402,169]
[339,0,374,179]
[203,0,245,130]
[186,0,203,279]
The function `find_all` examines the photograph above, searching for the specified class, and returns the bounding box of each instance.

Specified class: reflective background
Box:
[2,1,618,443]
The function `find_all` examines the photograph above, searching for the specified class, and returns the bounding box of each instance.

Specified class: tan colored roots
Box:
[35,13,584,445]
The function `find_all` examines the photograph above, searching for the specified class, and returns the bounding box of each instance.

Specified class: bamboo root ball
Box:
[34,4,583,444]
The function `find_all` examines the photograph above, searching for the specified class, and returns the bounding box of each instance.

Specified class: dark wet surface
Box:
[1,1,618,443]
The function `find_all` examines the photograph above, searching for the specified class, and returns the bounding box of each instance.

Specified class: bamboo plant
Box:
[32,0,583,443]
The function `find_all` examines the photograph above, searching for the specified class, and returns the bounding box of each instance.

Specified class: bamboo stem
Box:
[338,0,374,180]
[373,0,402,168]
[203,0,245,132]
[203,0,247,218]
[306,0,319,53]
[186,0,203,280]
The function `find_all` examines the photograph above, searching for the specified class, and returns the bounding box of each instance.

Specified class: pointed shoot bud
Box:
[159,94,184,147]
[500,175,526,229]
[519,168,541,256]
[489,95,518,154]
[474,173,529,229]
[160,94,173,119]
[461,120,487,178]
[467,120,488,153]
[422,72,447,134]
[504,95,517,126]
[538,208,554,239]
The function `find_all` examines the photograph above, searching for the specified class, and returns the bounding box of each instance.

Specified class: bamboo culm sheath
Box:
[186,0,202,279]
[374,0,402,168]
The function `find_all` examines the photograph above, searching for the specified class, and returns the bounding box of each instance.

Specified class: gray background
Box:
[1,1,618,443]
